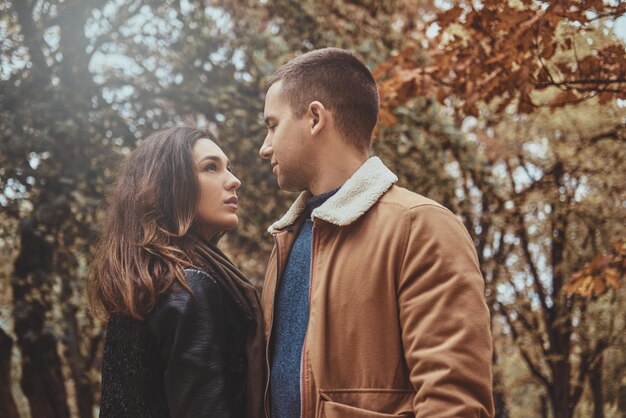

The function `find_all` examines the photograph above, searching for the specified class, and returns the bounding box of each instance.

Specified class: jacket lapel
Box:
[268,157,398,233]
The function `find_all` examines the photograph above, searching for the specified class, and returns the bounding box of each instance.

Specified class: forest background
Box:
[1,0,625,417]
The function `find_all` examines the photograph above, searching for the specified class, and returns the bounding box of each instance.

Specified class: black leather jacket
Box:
[100,268,252,418]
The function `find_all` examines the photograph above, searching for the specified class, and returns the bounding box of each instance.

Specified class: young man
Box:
[259,48,494,418]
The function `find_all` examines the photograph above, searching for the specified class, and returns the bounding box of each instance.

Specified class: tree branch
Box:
[537,79,626,87]
[589,124,626,143]
[497,302,552,389]
[12,0,50,82]
[505,159,552,327]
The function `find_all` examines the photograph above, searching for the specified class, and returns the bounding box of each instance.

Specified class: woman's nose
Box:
[227,172,241,190]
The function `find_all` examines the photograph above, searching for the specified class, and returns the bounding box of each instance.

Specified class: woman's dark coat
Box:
[100,267,253,418]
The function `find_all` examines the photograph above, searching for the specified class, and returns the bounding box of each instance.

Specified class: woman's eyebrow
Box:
[196,155,230,166]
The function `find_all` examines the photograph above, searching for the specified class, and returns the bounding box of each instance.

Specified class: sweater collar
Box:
[268,157,398,233]
[306,187,340,212]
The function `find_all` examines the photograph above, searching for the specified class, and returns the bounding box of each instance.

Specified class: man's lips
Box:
[271,162,278,173]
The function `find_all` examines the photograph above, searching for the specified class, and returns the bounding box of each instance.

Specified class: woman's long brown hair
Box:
[88,126,215,320]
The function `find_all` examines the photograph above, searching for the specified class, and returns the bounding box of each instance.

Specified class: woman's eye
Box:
[204,163,217,172]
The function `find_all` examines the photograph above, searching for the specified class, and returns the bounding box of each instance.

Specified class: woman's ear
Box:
[307,101,326,136]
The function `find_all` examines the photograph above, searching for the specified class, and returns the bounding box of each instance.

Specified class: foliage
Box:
[565,241,625,297]
[376,0,626,117]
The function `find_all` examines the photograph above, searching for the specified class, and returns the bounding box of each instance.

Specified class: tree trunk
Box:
[550,360,572,418]
[492,346,509,418]
[62,302,94,418]
[12,219,70,418]
[589,355,604,418]
[540,395,549,418]
[618,384,626,417]
[53,246,94,418]
[0,327,20,418]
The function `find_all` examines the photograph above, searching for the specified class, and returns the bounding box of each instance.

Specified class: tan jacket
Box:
[262,157,494,418]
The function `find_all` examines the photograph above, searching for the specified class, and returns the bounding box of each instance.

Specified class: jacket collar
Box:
[268,157,398,233]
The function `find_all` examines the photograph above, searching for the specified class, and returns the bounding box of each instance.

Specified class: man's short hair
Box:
[267,48,379,151]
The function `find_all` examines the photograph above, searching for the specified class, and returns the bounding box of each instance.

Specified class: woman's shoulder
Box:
[180,266,224,294]
[182,266,216,283]
[155,267,225,308]
[147,267,227,332]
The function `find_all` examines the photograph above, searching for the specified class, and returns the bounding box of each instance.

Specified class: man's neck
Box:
[307,152,368,196]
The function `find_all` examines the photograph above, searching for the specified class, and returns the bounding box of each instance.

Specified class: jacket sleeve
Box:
[397,205,494,418]
[147,268,234,418]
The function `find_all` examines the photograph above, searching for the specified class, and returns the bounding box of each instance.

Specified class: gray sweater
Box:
[269,188,338,418]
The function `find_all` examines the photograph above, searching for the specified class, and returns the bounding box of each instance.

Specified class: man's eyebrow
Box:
[264,116,275,125]
[196,155,230,166]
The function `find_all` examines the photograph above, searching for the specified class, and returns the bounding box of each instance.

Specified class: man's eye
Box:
[268,124,277,131]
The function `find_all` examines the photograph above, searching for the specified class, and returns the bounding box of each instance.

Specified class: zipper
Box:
[299,338,307,418]
[264,233,282,418]
[300,223,317,418]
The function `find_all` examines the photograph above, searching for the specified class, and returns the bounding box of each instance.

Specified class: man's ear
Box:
[307,101,327,136]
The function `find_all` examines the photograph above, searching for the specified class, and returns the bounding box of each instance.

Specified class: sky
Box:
[615,15,626,41]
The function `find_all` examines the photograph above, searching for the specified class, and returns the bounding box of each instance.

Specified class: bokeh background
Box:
[1,1,625,417]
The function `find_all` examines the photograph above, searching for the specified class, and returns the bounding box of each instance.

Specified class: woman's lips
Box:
[225,196,238,210]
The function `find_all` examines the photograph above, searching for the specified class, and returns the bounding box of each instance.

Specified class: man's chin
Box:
[277,176,304,193]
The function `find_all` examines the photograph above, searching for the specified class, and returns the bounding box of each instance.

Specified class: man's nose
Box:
[259,137,272,160]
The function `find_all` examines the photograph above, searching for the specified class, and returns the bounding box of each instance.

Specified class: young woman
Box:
[89,126,264,418]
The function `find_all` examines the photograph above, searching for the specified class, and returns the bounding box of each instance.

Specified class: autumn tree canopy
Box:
[377,0,626,117]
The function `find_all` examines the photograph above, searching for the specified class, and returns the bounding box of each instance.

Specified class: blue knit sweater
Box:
[269,188,338,418]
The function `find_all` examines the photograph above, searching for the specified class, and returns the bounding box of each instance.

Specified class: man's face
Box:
[259,81,315,192]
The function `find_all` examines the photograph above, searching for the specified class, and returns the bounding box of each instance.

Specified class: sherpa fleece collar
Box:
[268,157,398,233]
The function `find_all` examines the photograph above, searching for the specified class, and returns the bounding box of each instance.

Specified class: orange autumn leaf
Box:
[437,5,464,27]
[564,243,624,297]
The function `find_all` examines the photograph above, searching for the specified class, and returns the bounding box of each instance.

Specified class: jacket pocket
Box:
[317,389,414,418]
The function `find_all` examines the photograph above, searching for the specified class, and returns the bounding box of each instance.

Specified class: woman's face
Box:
[192,138,241,240]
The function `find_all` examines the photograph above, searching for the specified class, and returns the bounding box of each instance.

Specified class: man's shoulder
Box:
[377,185,472,243]
[378,185,449,213]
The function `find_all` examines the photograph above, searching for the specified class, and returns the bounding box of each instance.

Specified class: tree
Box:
[565,241,625,418]
[1,0,122,415]
[373,2,626,417]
